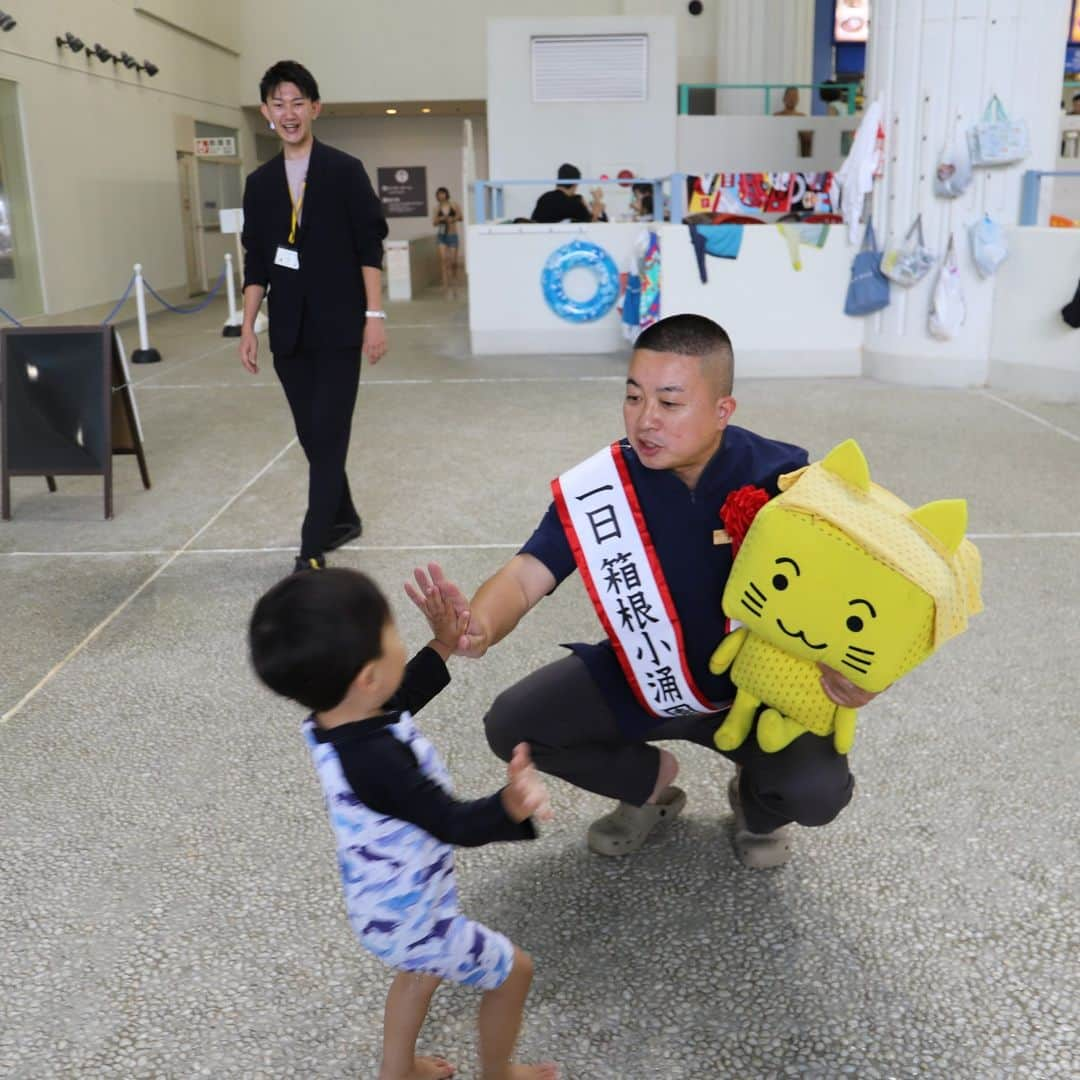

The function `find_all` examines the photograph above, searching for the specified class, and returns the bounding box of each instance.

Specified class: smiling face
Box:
[723,505,936,692]
[623,349,735,489]
[260,81,321,153]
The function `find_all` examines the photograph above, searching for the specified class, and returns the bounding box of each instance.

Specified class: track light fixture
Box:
[115,51,137,69]
[138,60,159,77]
[0,11,16,32]
[91,43,113,63]
[56,32,84,53]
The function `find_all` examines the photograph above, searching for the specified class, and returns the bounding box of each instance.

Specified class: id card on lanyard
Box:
[275,179,305,270]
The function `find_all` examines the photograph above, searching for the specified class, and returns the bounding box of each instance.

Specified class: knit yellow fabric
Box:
[709,439,983,755]
[775,450,983,646]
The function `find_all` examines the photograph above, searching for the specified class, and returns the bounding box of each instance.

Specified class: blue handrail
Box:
[1020,169,1080,225]
[677,81,859,116]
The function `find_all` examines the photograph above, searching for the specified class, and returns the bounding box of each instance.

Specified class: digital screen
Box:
[1072,0,1080,45]
[835,0,870,43]
[3,330,108,472]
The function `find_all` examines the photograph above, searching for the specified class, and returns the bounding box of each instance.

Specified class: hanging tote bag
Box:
[882,214,937,286]
[935,116,973,198]
[970,213,1009,277]
[968,95,1030,166]
[844,222,891,316]
[928,235,966,340]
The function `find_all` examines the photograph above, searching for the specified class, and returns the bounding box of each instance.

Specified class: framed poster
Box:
[1072,0,1080,45]
[377,166,428,217]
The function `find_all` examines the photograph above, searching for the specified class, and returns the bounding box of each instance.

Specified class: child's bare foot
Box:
[384,1056,454,1080]
[506,1063,558,1079]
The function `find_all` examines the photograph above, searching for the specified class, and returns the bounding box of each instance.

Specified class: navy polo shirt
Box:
[520,426,808,736]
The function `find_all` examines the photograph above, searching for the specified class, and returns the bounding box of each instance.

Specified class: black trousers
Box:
[484,654,854,835]
[273,347,362,559]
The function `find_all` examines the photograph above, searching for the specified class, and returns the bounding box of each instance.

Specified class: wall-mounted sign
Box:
[195,136,236,157]
[377,166,428,217]
[834,0,869,43]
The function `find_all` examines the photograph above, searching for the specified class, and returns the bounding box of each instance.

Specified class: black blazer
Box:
[242,139,388,357]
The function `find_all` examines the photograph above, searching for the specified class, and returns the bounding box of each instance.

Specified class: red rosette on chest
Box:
[720,485,770,556]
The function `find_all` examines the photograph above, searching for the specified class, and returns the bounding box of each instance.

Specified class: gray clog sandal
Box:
[586,785,687,856]
[728,775,792,869]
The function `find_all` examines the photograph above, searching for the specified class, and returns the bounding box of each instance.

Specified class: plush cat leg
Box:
[714,688,758,750]
[709,626,747,675]
[756,709,810,752]
[832,707,858,754]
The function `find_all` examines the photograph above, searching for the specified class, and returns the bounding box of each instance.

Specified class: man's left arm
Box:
[347,158,389,363]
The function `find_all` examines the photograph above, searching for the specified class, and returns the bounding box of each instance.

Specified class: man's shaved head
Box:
[633,314,734,397]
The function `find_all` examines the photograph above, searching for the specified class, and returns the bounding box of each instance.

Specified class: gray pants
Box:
[483,654,854,835]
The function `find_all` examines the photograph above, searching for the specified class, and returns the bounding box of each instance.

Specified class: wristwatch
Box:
[365,310,387,319]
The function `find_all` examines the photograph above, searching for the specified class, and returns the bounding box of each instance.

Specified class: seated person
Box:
[774,86,807,117]
[531,163,606,223]
[630,182,654,221]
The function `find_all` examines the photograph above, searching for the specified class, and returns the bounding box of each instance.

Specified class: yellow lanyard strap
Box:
[288,180,306,245]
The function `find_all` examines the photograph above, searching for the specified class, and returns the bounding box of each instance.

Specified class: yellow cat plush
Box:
[710,439,982,755]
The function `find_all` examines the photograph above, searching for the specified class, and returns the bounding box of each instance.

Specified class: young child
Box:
[249,567,558,1080]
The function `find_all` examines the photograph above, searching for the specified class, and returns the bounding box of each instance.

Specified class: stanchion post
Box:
[130,263,162,364]
[222,253,242,337]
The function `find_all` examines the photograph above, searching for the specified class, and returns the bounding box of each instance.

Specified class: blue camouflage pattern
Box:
[303,712,514,989]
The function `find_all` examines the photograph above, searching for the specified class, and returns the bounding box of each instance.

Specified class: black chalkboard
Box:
[1,326,150,519]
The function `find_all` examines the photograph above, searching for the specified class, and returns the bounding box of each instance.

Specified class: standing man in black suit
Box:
[240,60,388,574]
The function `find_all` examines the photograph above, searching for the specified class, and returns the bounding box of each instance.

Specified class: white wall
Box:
[238,1,726,107]
[487,16,678,222]
[312,115,488,243]
[989,228,1080,401]
[238,0,619,106]
[468,222,863,375]
[863,0,1072,389]
[714,0,814,113]
[469,222,642,354]
[658,223,862,376]
[0,0,244,315]
[678,115,855,174]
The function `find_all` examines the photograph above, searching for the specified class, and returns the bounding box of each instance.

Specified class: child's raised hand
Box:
[502,743,553,824]
[405,564,470,653]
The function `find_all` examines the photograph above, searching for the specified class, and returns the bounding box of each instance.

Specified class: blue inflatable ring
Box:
[541,240,620,323]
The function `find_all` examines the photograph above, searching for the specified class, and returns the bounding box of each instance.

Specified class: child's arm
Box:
[381,570,470,716]
[337,736,549,848]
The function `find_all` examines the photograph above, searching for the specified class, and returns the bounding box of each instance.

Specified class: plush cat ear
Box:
[909,499,968,554]
[821,439,870,492]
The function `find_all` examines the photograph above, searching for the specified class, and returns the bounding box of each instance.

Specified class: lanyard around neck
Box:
[288,180,306,245]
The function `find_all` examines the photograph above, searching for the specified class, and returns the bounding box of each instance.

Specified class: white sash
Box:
[552,443,718,718]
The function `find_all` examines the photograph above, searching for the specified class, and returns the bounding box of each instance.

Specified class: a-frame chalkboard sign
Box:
[1,325,151,520]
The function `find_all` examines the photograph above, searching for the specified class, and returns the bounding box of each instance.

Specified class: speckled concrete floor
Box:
[1,292,1077,1079]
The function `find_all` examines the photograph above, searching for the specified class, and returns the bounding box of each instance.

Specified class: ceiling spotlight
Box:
[56,32,84,53]
[421,107,432,114]
[115,51,137,69]
[0,11,16,31]
[91,43,113,62]
[139,60,159,76]
[385,107,397,115]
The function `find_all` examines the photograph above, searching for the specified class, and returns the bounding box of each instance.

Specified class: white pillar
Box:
[714,0,815,114]
[862,0,1071,388]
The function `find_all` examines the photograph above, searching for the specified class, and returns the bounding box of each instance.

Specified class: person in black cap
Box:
[530,163,606,223]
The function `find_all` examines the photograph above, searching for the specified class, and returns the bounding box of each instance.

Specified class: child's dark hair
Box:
[259,60,320,104]
[249,568,389,711]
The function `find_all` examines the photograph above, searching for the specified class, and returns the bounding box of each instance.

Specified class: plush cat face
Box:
[721,439,977,692]
[723,507,935,691]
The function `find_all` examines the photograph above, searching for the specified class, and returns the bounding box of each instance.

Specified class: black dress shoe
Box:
[292,554,326,574]
[324,518,363,552]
